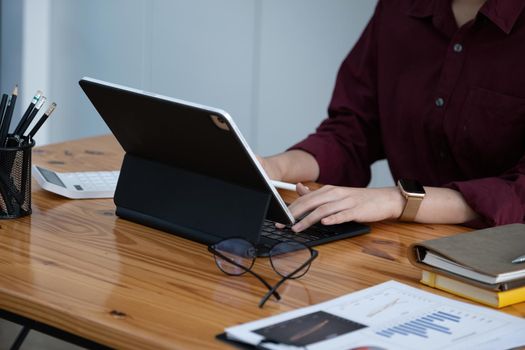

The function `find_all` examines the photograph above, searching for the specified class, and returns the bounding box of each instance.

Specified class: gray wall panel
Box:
[149,0,256,141]
[0,0,392,186]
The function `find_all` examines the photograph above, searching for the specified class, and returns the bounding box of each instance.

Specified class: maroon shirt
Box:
[291,0,525,228]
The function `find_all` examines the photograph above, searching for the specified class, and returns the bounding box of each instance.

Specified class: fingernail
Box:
[292,224,303,232]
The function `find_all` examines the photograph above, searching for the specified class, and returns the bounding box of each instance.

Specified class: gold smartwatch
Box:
[397,179,425,221]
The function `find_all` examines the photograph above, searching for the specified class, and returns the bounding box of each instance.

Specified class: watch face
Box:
[399,179,425,194]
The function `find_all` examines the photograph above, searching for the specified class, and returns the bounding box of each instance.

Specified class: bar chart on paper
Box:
[376,310,461,338]
[326,284,510,349]
[373,307,503,347]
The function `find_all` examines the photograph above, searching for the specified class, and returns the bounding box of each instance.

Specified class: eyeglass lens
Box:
[270,241,312,279]
[213,238,256,275]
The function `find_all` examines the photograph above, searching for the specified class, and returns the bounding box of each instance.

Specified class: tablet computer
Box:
[79,77,369,249]
[79,78,294,222]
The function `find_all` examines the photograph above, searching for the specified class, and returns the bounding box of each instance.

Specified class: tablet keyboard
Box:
[259,219,369,249]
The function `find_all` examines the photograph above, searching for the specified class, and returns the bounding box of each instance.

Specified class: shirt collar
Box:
[405,0,436,18]
[479,0,525,34]
[406,0,525,34]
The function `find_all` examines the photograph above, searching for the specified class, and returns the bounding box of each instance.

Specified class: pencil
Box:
[13,90,42,136]
[27,102,56,139]
[0,86,18,147]
[16,96,47,138]
[0,94,8,128]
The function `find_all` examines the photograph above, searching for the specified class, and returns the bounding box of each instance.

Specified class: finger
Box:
[288,186,344,219]
[321,208,355,225]
[291,213,319,233]
[275,222,285,229]
[296,182,310,196]
[292,200,350,232]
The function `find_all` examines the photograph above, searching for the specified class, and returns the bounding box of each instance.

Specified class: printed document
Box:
[225,280,525,350]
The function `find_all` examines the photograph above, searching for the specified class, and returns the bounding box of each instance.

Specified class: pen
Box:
[13,90,42,136]
[0,85,18,147]
[27,102,56,139]
[16,96,47,138]
[511,255,525,264]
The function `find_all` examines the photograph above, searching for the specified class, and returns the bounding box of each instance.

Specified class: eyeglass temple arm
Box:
[209,247,281,301]
[258,250,319,308]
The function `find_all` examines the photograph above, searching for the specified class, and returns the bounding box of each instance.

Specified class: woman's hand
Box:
[256,150,320,183]
[289,185,405,232]
[256,156,283,181]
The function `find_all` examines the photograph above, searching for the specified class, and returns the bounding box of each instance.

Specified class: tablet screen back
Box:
[79,77,293,225]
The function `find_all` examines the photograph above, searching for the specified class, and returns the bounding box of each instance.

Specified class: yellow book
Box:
[421,270,525,308]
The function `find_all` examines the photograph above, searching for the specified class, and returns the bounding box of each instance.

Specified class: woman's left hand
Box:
[289,184,404,232]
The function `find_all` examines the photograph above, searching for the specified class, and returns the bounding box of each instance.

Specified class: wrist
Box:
[285,150,320,183]
[267,150,319,183]
[388,186,405,220]
[261,154,288,181]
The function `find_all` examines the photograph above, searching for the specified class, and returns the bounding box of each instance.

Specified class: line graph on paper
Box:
[366,297,402,318]
[328,287,430,321]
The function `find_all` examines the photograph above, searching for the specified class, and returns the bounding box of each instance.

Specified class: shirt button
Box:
[453,43,463,53]
[435,97,445,107]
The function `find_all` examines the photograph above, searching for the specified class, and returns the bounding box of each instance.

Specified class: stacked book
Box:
[408,224,525,308]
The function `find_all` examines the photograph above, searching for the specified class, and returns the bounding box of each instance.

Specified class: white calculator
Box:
[32,165,295,200]
[32,165,120,199]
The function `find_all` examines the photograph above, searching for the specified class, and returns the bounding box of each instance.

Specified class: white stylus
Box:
[271,180,297,191]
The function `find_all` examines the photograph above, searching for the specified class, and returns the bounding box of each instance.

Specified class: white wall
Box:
[1,0,52,144]
[1,0,393,187]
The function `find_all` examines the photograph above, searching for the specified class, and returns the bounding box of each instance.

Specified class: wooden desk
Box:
[0,135,523,349]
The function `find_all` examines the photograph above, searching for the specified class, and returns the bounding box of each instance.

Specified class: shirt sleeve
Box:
[444,154,525,228]
[289,1,384,187]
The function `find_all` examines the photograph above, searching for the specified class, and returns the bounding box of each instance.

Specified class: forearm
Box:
[263,150,320,183]
[392,186,479,224]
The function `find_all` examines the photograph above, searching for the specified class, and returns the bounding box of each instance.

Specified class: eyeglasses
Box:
[208,238,318,308]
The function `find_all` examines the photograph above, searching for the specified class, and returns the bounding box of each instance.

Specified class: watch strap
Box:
[399,195,424,221]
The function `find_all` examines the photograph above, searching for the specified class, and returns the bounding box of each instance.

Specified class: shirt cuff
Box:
[288,135,354,186]
[444,178,524,228]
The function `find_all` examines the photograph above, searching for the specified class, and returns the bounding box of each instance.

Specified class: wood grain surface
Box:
[0,135,522,349]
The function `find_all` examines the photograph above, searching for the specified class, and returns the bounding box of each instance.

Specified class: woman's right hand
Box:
[256,156,283,181]
[256,150,320,184]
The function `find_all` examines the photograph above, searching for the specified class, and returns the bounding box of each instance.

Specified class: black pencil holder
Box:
[0,137,34,219]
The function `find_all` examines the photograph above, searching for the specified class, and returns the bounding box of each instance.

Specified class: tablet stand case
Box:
[114,153,272,245]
